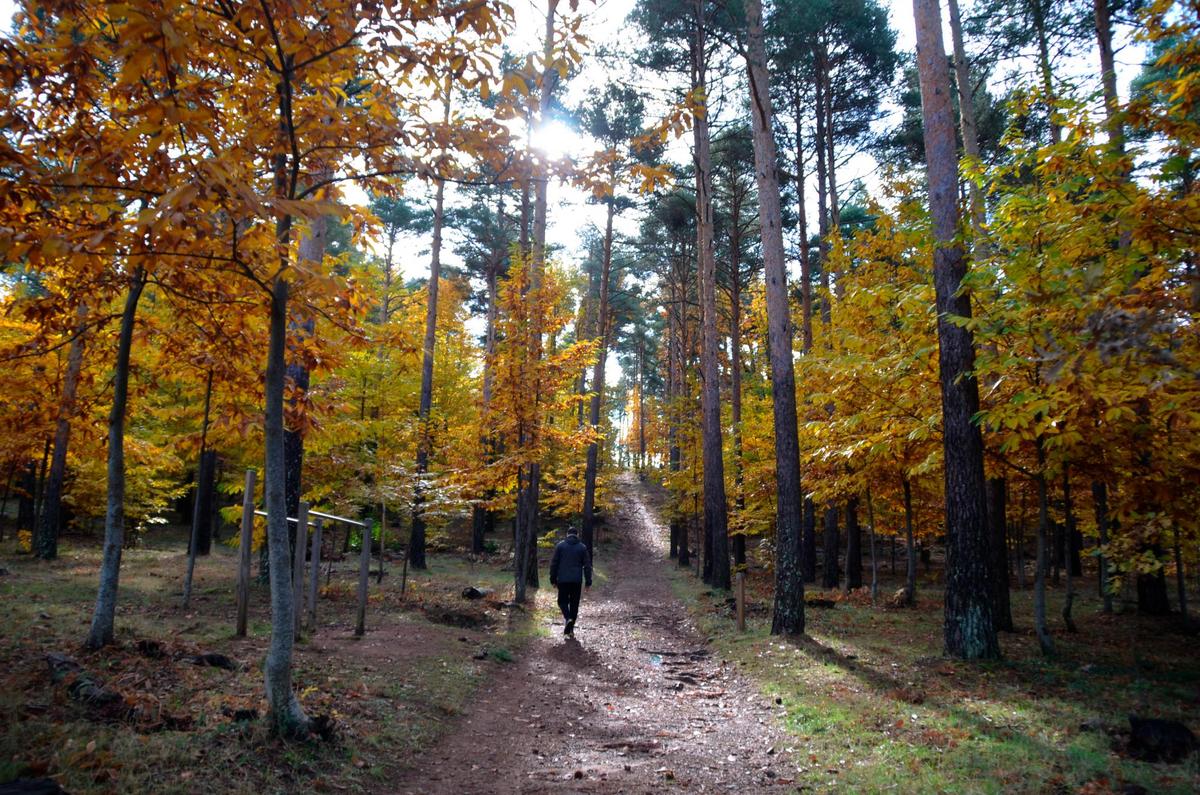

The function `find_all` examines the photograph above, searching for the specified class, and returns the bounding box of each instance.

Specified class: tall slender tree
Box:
[912,0,999,659]
[744,0,805,634]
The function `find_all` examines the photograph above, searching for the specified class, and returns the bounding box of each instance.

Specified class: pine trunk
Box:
[987,477,1013,631]
[801,498,817,583]
[411,82,453,571]
[946,0,985,235]
[581,190,615,558]
[745,0,805,634]
[913,0,999,659]
[903,477,917,605]
[822,506,840,589]
[692,0,730,590]
[845,497,862,591]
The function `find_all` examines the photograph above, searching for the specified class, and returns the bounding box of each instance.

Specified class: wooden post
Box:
[235,469,255,637]
[736,570,746,632]
[355,518,372,636]
[293,501,309,638]
[307,519,323,634]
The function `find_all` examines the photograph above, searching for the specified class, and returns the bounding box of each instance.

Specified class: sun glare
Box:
[530,119,581,161]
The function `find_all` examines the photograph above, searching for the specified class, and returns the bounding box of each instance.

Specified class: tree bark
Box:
[514,0,559,604]
[946,0,985,236]
[581,181,616,558]
[1031,0,1062,145]
[264,273,309,735]
[745,0,805,634]
[36,307,88,560]
[793,91,814,356]
[801,498,817,583]
[1093,0,1124,152]
[845,497,862,591]
[913,0,999,659]
[903,476,917,605]
[691,0,730,590]
[1092,480,1113,613]
[729,202,745,567]
[183,370,215,609]
[822,505,840,589]
[411,79,453,571]
[1061,466,1078,632]
[1033,450,1055,655]
[86,270,146,649]
[987,477,1014,631]
[472,241,504,555]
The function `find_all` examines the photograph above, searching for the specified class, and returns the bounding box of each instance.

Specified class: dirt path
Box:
[389,475,790,794]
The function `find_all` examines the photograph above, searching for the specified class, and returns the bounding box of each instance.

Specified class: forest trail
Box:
[389,474,789,793]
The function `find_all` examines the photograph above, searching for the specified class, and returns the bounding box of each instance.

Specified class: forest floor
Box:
[0,518,548,793]
[1,475,1198,794]
[389,474,789,794]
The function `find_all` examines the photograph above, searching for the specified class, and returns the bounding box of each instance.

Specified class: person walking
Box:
[549,527,592,637]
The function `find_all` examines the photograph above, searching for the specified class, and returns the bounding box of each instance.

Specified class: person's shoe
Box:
[565,619,575,636]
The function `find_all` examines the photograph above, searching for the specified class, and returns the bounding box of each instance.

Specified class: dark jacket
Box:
[549,534,592,586]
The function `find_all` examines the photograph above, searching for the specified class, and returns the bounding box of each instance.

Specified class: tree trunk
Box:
[1061,465,1078,632]
[946,0,985,236]
[1173,526,1189,622]
[86,270,146,650]
[903,476,917,605]
[1033,438,1055,655]
[411,80,453,571]
[514,0,559,604]
[793,92,814,355]
[581,186,616,558]
[823,62,840,237]
[183,370,215,609]
[1031,0,1062,145]
[987,477,1014,631]
[691,0,730,591]
[822,506,840,589]
[912,0,999,660]
[31,439,49,544]
[17,461,35,534]
[263,273,310,736]
[1092,480,1113,613]
[801,498,817,583]
[730,228,746,568]
[472,249,503,555]
[1093,0,1124,151]
[36,307,88,561]
[866,489,879,603]
[845,497,862,591]
[1137,552,1171,616]
[745,0,805,634]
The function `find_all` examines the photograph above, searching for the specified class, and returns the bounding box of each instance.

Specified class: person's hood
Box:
[564,533,581,544]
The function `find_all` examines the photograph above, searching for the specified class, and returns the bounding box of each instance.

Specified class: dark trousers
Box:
[557,582,582,622]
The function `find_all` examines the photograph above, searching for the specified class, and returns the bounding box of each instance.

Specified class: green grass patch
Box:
[664,550,1200,794]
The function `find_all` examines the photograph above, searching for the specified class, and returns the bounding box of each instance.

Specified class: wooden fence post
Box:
[736,570,746,633]
[355,518,372,636]
[307,519,322,634]
[293,501,309,638]
[235,469,255,637]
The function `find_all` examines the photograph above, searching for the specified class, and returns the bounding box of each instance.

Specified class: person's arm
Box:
[549,544,561,586]
[584,546,592,588]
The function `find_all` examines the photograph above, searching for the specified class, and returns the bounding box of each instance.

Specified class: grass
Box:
[668,561,1200,794]
[0,524,546,794]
